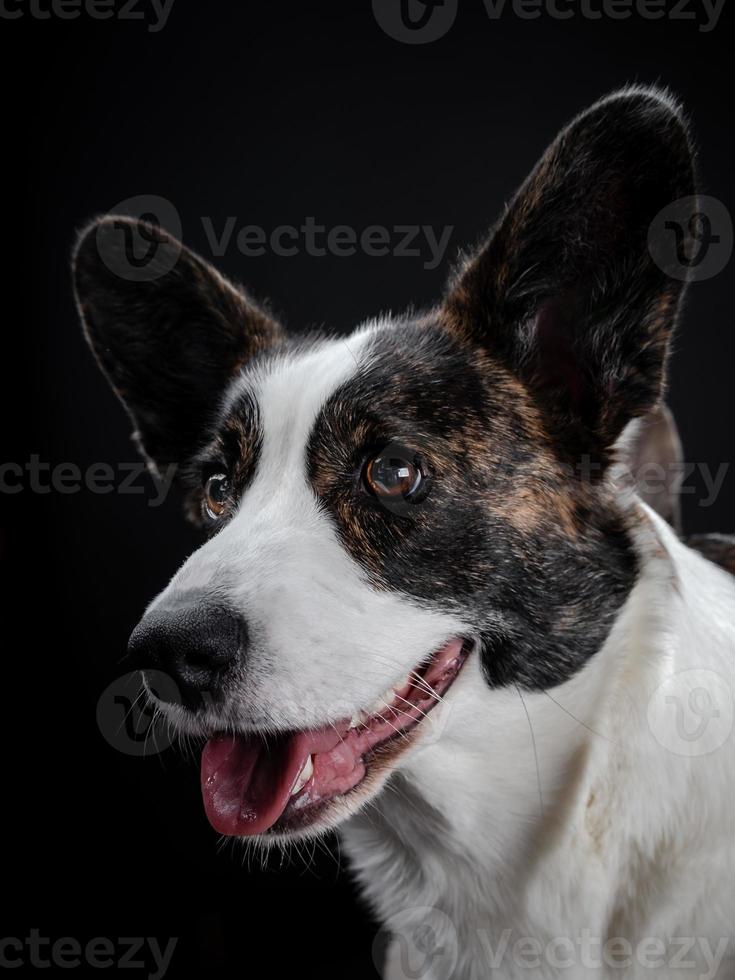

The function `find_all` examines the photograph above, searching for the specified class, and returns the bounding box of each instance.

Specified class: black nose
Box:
[127,602,244,710]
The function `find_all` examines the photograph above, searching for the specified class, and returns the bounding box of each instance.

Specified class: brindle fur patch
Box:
[307,320,638,691]
[183,386,264,527]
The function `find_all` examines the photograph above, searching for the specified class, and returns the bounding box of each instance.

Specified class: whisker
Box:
[115,685,147,738]
[541,690,616,743]
[514,683,544,817]
[371,701,411,743]
[408,671,446,704]
[391,692,433,722]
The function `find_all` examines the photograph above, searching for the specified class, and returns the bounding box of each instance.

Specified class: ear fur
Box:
[626,402,684,532]
[73,216,283,472]
[444,86,697,466]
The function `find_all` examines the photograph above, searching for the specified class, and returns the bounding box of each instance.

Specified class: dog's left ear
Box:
[444,86,696,465]
[626,403,684,533]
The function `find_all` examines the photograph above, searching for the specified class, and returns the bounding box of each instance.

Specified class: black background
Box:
[3,2,734,977]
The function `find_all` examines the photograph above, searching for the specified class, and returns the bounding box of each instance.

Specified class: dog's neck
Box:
[341,505,735,978]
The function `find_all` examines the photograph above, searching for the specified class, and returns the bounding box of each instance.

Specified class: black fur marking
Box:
[308,322,638,692]
[304,88,694,691]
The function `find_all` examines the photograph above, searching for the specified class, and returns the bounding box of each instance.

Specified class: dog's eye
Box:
[364,452,426,501]
[204,473,230,520]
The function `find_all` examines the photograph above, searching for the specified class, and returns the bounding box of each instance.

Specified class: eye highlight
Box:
[203,472,230,520]
[363,449,430,503]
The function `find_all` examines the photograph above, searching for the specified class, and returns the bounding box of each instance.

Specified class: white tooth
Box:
[291,755,313,796]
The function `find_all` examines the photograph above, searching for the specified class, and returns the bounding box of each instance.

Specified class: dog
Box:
[73,86,735,979]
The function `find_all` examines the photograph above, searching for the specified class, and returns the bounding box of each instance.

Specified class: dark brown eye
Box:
[204,473,230,520]
[364,452,426,501]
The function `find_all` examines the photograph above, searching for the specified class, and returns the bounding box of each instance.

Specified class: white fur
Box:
[343,506,735,979]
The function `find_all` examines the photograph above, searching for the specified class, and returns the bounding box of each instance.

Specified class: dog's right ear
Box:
[73,216,283,473]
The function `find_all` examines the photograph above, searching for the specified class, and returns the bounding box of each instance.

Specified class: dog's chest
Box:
[342,799,735,980]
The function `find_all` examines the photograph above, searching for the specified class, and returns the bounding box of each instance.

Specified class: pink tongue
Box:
[200,640,468,837]
[200,727,348,836]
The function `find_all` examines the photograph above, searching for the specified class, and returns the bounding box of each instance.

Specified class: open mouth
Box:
[200,637,470,837]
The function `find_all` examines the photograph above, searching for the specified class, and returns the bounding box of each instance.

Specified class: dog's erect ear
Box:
[444,87,696,464]
[73,216,283,472]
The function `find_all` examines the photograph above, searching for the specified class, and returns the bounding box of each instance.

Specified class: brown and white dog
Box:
[74,87,735,979]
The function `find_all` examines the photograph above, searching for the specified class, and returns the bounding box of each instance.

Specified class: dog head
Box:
[74,87,695,843]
